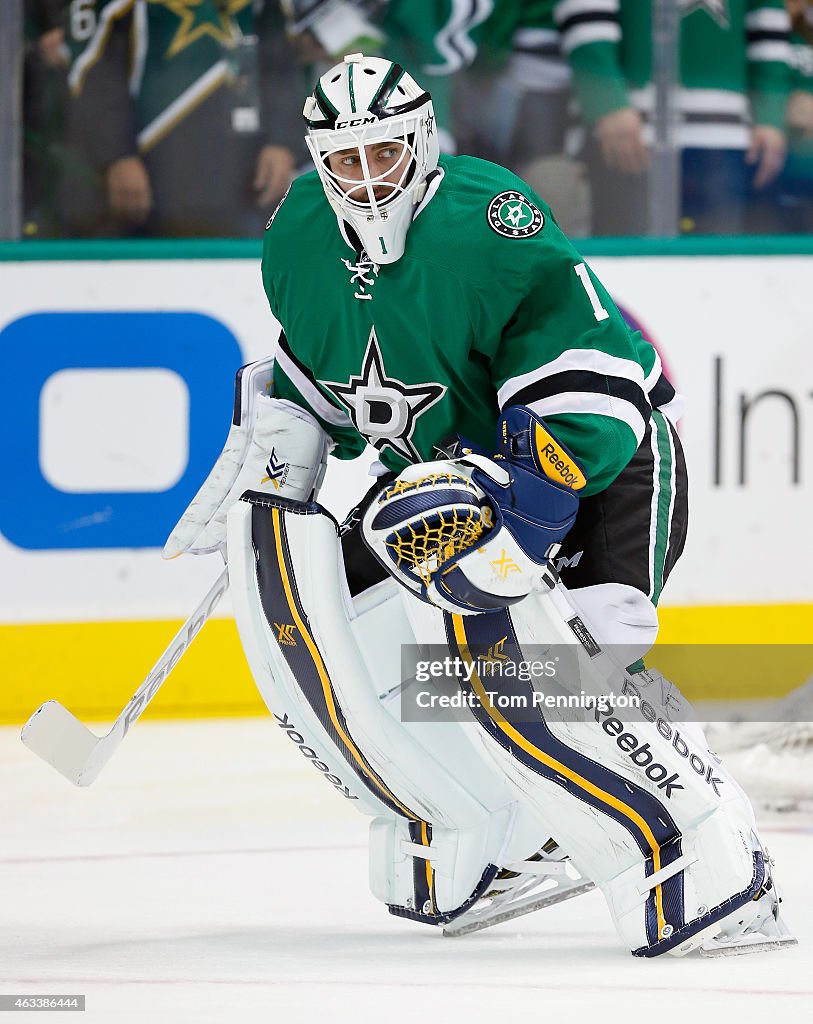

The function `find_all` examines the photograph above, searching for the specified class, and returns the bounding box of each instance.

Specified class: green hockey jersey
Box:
[66,0,264,158]
[262,155,676,496]
[786,30,813,178]
[555,0,792,147]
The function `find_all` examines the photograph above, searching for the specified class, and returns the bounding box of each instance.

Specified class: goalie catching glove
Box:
[164,356,332,558]
[362,406,586,614]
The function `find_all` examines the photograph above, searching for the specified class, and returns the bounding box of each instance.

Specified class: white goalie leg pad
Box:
[348,581,557,921]
[227,491,553,923]
[164,356,331,557]
[421,585,790,956]
[563,584,752,816]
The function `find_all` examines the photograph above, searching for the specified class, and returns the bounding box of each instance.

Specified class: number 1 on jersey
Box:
[574,263,610,322]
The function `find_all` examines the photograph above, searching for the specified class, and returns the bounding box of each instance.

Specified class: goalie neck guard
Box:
[303,53,439,264]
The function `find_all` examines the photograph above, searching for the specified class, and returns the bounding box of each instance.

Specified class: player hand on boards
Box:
[595,108,651,175]
[163,358,331,559]
[362,407,586,615]
[254,145,295,207]
[106,156,153,223]
[787,90,813,139]
[747,125,787,189]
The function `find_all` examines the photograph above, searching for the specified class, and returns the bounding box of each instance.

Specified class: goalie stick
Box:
[21,565,229,786]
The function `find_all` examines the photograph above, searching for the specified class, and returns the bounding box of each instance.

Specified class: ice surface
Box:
[1,719,811,1023]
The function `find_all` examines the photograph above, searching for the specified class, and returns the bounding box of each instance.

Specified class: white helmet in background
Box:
[303,53,439,264]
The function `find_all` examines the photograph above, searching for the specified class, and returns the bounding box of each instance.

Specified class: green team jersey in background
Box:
[262,156,676,497]
[786,30,813,180]
[556,0,791,146]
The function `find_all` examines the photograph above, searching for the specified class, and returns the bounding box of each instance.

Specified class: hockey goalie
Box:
[164,54,795,958]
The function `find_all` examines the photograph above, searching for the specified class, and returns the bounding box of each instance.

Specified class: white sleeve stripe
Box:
[525,393,647,445]
[643,350,663,391]
[555,0,619,23]
[657,393,686,426]
[745,9,791,31]
[559,22,621,54]
[747,41,793,62]
[497,349,645,408]
[513,28,560,48]
[274,346,352,428]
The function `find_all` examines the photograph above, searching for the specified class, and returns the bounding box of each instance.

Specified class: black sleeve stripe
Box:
[747,29,790,43]
[647,373,676,411]
[509,370,651,421]
[558,11,620,34]
[277,329,315,382]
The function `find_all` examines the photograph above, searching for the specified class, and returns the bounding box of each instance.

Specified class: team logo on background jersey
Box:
[487,191,544,239]
[679,0,729,28]
[325,327,446,462]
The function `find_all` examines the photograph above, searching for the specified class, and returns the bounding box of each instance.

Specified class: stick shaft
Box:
[115,565,230,740]
[21,566,229,785]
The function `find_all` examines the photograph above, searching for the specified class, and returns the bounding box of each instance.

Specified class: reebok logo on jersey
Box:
[534,423,586,490]
[487,191,544,239]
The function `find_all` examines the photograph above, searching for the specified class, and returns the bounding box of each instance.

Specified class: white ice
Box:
[2,718,811,1023]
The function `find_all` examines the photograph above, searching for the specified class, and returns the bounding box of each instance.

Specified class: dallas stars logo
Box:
[325,327,446,462]
[487,191,544,239]
[679,0,729,28]
[163,0,252,59]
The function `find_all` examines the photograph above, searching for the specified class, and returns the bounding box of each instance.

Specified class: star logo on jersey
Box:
[163,0,251,59]
[325,327,446,463]
[487,191,545,239]
[679,0,729,28]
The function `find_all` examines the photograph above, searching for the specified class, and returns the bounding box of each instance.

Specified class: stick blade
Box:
[21,701,100,786]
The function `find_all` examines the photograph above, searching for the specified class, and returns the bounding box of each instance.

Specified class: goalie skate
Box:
[443,841,595,937]
[696,849,797,958]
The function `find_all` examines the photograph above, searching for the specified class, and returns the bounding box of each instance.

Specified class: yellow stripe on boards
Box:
[1,603,810,725]
[655,603,812,700]
[1,616,259,726]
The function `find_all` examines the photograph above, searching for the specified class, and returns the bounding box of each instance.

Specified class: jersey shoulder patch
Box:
[486,190,545,239]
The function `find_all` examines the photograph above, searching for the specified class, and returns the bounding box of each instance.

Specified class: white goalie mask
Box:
[303,53,439,264]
